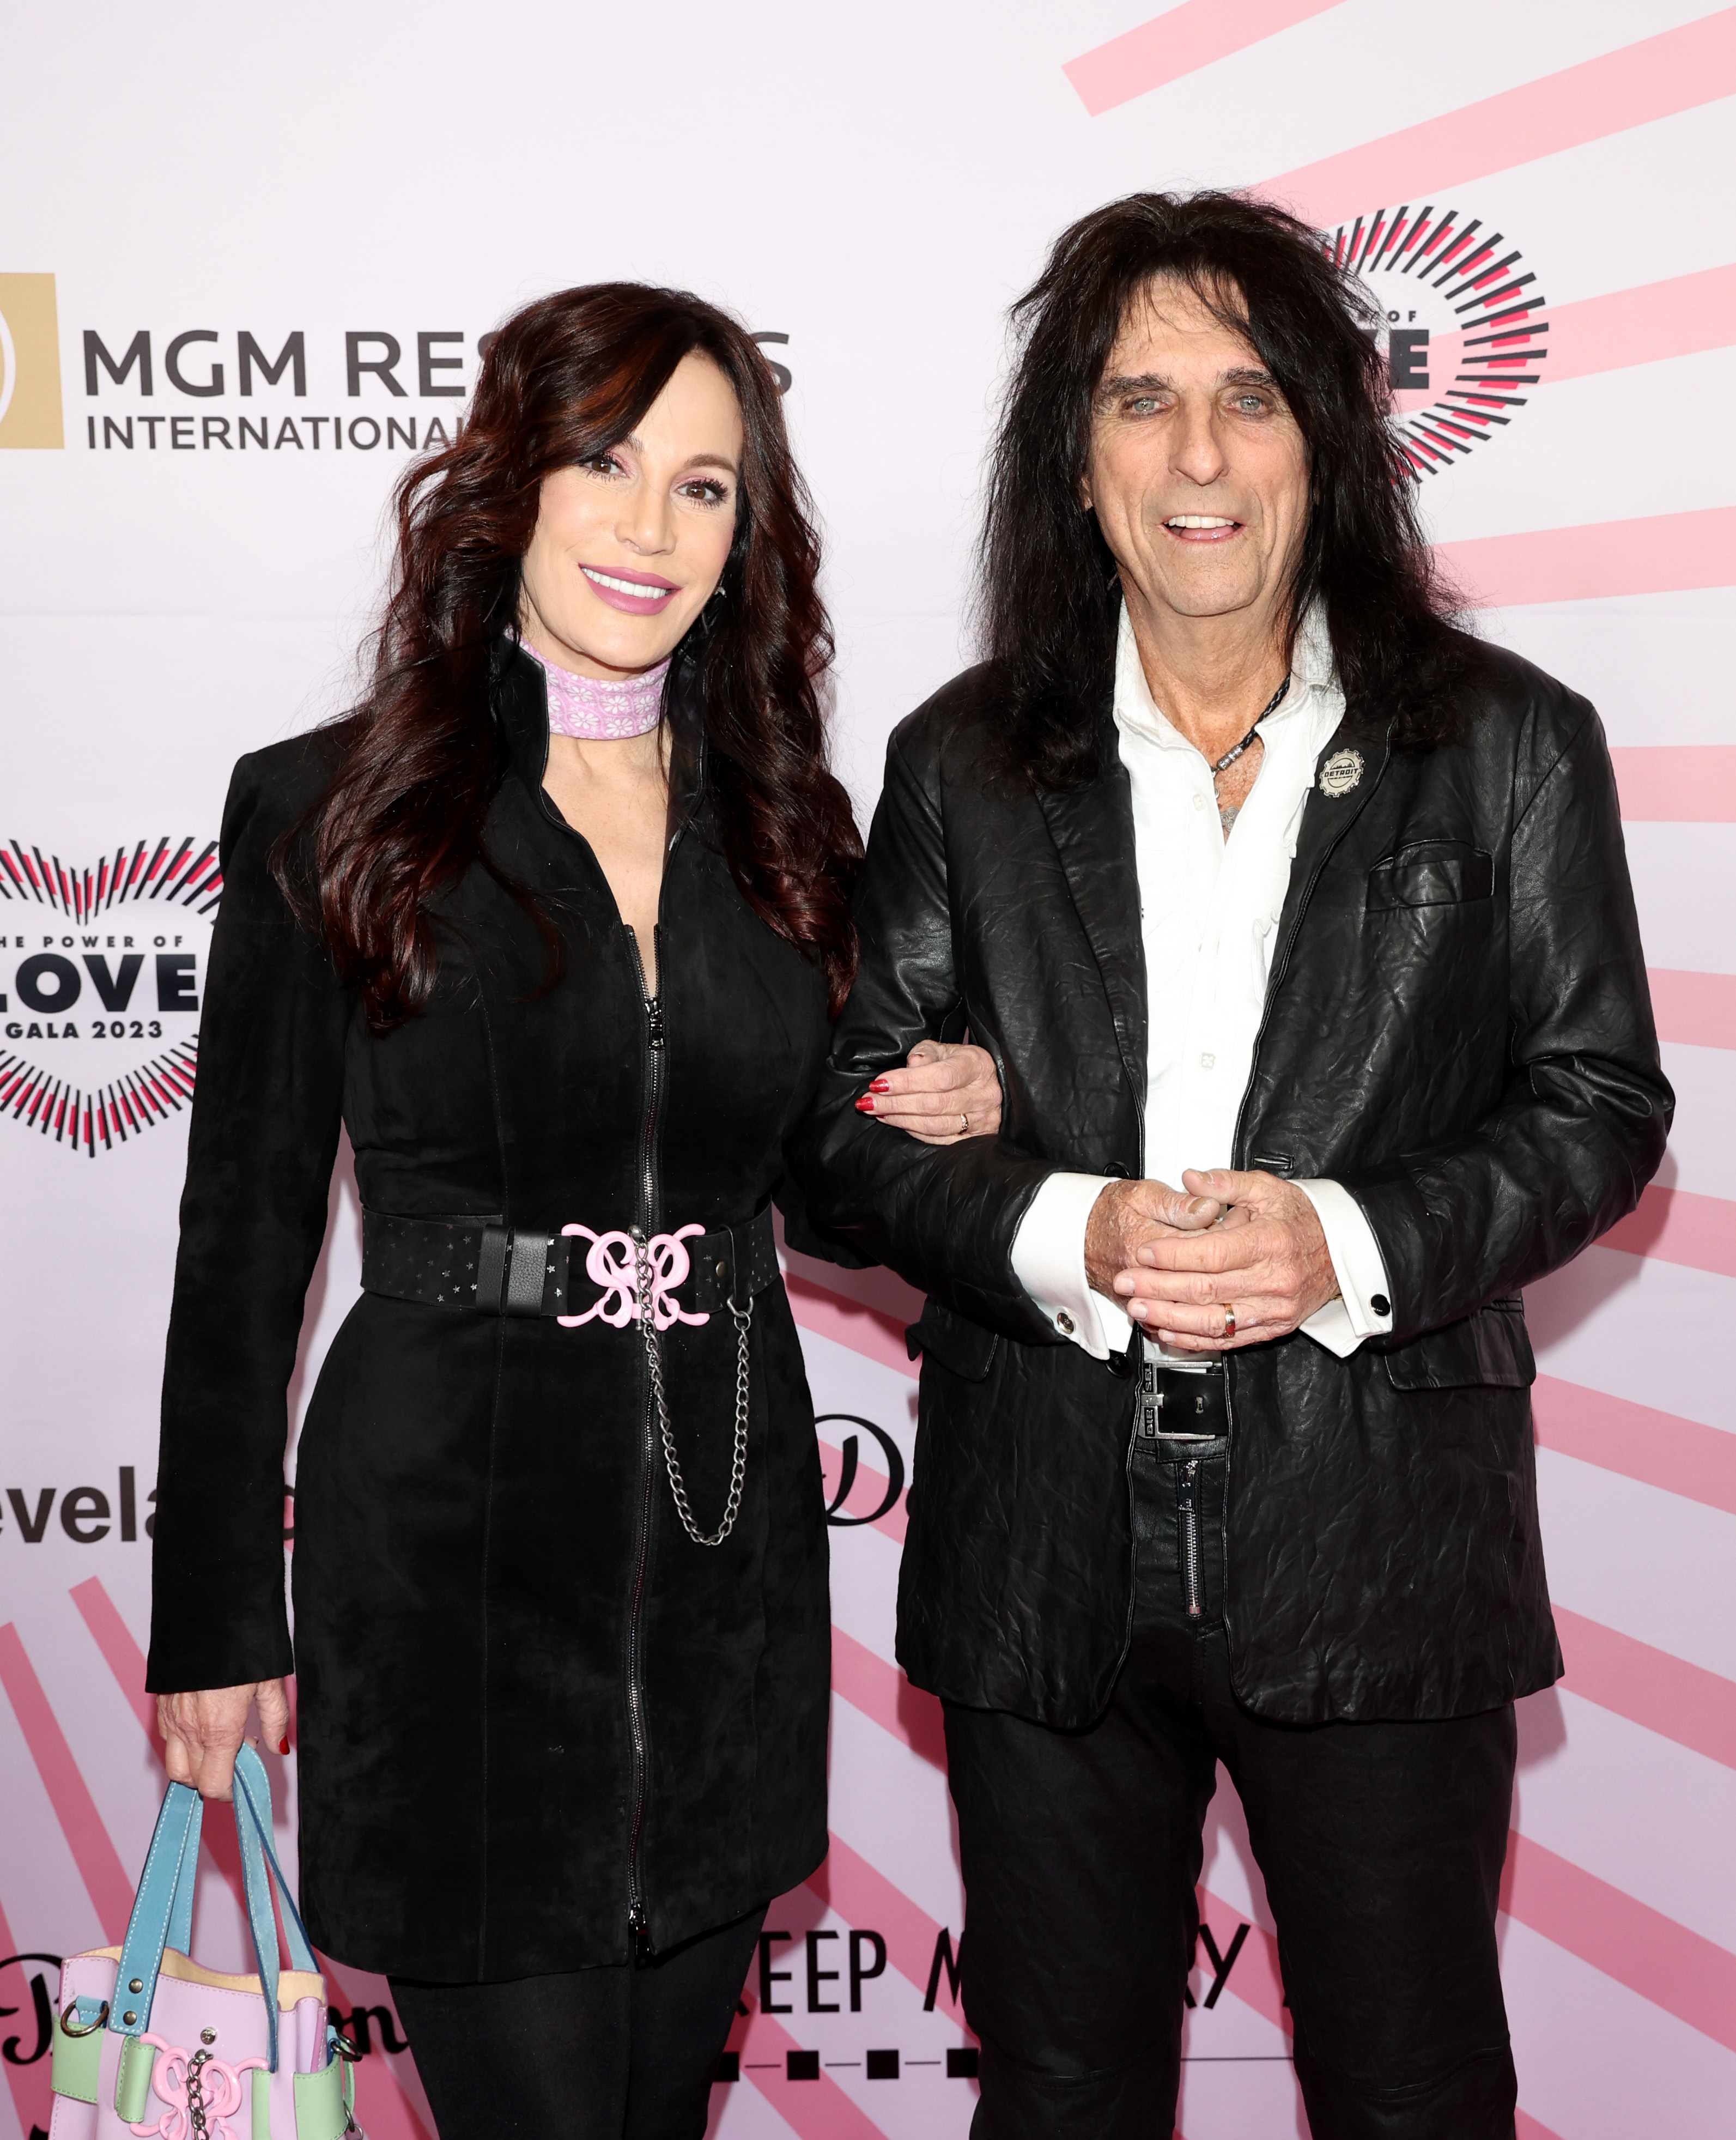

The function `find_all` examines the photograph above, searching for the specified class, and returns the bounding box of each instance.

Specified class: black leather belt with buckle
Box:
[1136,1357,1229,1443]
[359,1206,779,1321]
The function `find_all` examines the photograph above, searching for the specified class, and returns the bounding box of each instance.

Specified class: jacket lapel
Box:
[1036,753,1148,1119]
[1266,718,1392,1000]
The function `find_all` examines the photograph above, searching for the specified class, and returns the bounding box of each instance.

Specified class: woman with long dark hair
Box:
[144,283,1000,2138]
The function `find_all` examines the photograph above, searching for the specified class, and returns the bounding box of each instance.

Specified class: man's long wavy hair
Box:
[978,191,1471,789]
[278,282,859,1028]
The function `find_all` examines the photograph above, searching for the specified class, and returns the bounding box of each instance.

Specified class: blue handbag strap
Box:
[165,1792,203,1957]
[231,1743,317,2076]
[110,1745,317,2074]
[233,1745,315,1972]
[109,1781,203,2044]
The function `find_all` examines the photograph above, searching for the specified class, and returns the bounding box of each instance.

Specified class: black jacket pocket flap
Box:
[1382,1300,1536,1391]
[1367,841,1495,911]
[907,1298,1000,1382]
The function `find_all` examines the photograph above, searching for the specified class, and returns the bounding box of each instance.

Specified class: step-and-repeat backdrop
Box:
[3,4,1733,2135]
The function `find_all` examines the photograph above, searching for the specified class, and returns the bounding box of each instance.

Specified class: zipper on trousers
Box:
[623,925,666,1938]
[1177,1459,1203,1621]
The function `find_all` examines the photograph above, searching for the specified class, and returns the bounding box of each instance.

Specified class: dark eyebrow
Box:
[616,432,738,478]
[1094,366,1281,404]
[1096,372,1171,400]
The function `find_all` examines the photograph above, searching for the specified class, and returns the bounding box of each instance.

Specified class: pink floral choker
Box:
[518,636,670,741]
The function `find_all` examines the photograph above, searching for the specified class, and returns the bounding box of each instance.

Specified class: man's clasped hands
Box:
[1082,1168,1341,1352]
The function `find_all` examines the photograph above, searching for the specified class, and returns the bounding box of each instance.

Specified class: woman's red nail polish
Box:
[854,1096,875,1112]
[869,1078,890,1093]
[278,1737,291,1755]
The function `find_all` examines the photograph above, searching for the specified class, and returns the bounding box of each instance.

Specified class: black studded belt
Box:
[360,1205,779,1323]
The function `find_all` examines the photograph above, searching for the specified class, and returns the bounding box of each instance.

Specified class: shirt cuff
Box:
[1009,1171,1132,1362]
[1295,1178,1393,1359]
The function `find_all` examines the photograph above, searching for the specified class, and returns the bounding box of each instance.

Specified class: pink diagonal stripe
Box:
[1436,506,1736,610]
[0,1621,133,1943]
[1515,2114,1567,2140]
[1553,1604,1736,1772]
[786,1271,915,1378]
[1648,967,1736,1050]
[1258,9,1736,225]
[1547,262,1736,385]
[733,2008,896,2138]
[781,1244,924,1327]
[1197,1885,1289,2036]
[833,1627,947,1771]
[808,1828,954,2005]
[70,1577,158,1740]
[1064,0,1346,117]
[0,1882,55,2139]
[1611,745,1736,822]
[1500,1829,1736,2053]
[1598,1183,1736,1278]
[1533,1374,1736,1518]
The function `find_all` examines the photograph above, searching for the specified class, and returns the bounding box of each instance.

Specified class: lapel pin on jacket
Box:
[1318,748,1363,797]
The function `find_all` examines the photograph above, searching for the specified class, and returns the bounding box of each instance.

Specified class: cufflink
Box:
[1370,1293,1391,1316]
[1056,1311,1075,1336]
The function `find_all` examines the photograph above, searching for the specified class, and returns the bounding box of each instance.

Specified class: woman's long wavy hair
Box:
[978,191,1472,789]
[279,282,859,1028]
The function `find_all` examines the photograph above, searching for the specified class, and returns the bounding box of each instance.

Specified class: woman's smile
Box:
[578,563,681,613]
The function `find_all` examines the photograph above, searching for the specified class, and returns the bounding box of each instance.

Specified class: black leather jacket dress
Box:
[148,645,833,1980]
[798,641,1670,1729]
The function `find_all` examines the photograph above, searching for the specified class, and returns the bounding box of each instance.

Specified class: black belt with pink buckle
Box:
[360,1205,778,1325]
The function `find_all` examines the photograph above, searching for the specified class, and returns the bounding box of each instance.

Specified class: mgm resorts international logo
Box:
[1325,205,1548,478]
[0,839,219,1157]
[0,275,791,457]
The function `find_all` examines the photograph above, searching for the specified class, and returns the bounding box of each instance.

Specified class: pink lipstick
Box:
[580,563,681,615]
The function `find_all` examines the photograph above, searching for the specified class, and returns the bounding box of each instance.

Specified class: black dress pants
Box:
[944,1430,1519,2139]
[390,1906,764,2140]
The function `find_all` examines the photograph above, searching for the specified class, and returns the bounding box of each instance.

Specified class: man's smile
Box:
[1162,514,1243,542]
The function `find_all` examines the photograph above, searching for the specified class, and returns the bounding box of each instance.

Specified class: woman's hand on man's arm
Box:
[854,1039,1004,1145]
[157,1679,290,1800]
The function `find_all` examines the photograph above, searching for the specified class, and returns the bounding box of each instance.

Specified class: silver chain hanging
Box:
[186,2048,213,2140]
[634,1229,750,1547]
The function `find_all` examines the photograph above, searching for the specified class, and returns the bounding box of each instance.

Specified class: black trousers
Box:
[944,1432,1519,2139]
[390,1906,764,2140]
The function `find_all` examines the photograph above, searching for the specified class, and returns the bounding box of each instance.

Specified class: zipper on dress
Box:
[535,730,695,1943]
[623,924,666,1939]
[1177,1459,1203,1620]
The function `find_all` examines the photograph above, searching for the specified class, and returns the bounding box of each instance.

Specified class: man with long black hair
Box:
[802,192,1669,2138]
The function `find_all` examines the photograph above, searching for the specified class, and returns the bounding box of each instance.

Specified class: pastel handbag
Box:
[48,1742,361,2139]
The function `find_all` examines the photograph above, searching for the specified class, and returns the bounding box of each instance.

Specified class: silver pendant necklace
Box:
[1210,673,1292,775]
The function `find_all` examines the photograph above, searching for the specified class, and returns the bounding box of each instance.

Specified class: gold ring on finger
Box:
[1222,1302,1236,1342]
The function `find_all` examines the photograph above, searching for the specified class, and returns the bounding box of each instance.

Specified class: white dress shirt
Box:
[1009,601,1393,1366]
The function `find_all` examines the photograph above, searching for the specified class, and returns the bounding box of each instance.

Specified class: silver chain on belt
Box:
[634,1229,751,1547]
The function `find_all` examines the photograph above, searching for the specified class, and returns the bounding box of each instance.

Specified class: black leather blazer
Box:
[797,640,1671,1728]
[148,645,833,1979]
